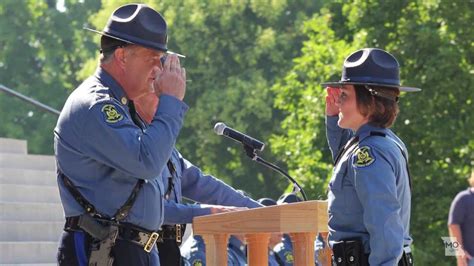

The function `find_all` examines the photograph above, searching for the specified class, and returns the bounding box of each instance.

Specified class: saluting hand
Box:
[325,87,340,116]
[153,54,186,101]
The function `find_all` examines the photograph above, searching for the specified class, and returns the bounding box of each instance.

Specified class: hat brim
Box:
[321,81,421,92]
[84,27,185,58]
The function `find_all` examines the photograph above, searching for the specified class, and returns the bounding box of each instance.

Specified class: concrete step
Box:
[0,184,60,203]
[0,202,64,222]
[2,263,57,266]
[0,153,55,171]
[0,221,63,241]
[0,138,27,154]
[0,168,56,186]
[0,241,57,264]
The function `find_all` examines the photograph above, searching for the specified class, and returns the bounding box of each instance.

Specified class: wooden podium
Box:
[193,200,331,266]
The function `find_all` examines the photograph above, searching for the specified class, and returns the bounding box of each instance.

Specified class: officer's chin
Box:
[337,117,351,130]
[337,114,346,128]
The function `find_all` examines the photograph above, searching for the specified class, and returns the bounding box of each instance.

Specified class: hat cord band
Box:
[342,76,400,86]
[364,85,399,102]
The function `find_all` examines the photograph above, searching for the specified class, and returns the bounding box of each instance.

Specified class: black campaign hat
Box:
[85,3,182,56]
[277,193,302,204]
[258,198,277,206]
[322,48,420,92]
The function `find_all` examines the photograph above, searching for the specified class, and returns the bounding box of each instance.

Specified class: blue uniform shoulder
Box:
[64,78,125,118]
[353,132,402,169]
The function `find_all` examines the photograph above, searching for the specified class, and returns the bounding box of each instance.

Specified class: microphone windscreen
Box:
[214,122,226,135]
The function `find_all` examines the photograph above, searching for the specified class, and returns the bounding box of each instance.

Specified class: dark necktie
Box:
[128,101,145,129]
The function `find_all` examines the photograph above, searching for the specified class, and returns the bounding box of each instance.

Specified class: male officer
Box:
[55,4,186,265]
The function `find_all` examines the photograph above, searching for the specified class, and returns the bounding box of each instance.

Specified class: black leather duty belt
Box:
[159,224,184,243]
[64,216,160,253]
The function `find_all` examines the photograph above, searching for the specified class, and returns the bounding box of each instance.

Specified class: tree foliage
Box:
[0,0,100,153]
[272,0,473,264]
[0,1,472,263]
[81,0,323,199]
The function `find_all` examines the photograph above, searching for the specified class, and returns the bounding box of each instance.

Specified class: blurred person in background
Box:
[448,171,474,266]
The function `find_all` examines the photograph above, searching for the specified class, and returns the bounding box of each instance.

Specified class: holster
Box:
[398,251,414,266]
[332,239,368,266]
[77,215,118,266]
[332,238,414,266]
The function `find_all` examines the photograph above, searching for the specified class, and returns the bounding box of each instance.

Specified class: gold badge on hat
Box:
[101,104,123,123]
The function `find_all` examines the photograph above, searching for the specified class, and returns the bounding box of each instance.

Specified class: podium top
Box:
[193,200,328,235]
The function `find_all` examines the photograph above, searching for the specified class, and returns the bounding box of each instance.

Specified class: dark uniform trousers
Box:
[57,231,158,266]
[157,239,182,266]
[157,224,186,266]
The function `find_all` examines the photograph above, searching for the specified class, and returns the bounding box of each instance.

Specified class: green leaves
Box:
[272,1,473,264]
[271,13,358,198]
[1,2,472,264]
[0,0,100,154]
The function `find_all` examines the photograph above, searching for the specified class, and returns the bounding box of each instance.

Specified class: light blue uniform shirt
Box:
[55,67,188,231]
[162,149,262,225]
[326,116,412,265]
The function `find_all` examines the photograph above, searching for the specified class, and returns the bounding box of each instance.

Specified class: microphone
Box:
[214,122,265,152]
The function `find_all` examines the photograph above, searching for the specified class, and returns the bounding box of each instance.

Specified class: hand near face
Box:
[153,54,186,101]
[326,87,340,116]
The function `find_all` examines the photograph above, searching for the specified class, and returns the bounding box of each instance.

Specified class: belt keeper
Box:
[143,232,159,253]
[176,224,182,243]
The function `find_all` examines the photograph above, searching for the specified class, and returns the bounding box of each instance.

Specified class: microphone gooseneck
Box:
[214,122,308,201]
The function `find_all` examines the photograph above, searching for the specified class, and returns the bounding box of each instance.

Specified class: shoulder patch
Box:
[101,104,124,123]
[353,146,376,167]
[192,259,203,266]
[284,251,294,263]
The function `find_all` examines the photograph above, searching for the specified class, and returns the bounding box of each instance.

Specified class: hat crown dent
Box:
[321,48,421,91]
[112,4,141,23]
[345,49,370,68]
[94,3,168,52]
[341,48,400,86]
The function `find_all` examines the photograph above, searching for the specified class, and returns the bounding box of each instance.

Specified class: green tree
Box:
[271,11,364,199]
[82,0,324,199]
[0,0,100,154]
[272,0,473,264]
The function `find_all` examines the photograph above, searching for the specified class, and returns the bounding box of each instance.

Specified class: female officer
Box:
[323,48,420,265]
